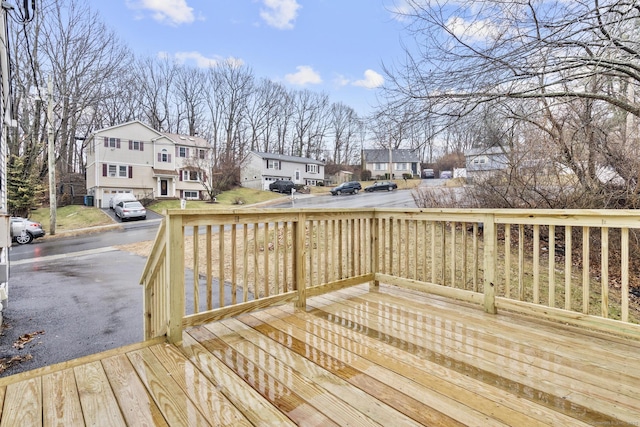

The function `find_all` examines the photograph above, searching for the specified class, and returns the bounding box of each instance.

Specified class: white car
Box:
[114,201,146,221]
[10,217,46,244]
[109,193,137,209]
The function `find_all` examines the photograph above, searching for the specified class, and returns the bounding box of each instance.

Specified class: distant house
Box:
[84,120,211,208]
[327,170,354,185]
[240,151,325,190]
[465,146,510,178]
[362,149,421,179]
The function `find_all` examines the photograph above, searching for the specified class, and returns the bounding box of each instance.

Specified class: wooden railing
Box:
[140,208,640,343]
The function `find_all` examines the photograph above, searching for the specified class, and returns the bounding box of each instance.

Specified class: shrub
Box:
[361,169,372,181]
[402,173,413,180]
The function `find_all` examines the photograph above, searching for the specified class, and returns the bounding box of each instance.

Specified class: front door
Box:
[160,179,168,196]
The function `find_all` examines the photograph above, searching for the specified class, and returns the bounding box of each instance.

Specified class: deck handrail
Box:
[140,208,640,343]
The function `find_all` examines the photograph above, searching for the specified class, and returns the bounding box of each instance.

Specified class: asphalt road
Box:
[0,181,438,377]
[1,212,162,377]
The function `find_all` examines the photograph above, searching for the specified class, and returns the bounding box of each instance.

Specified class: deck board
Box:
[42,368,84,427]
[0,377,41,427]
[348,287,640,414]
[317,287,636,425]
[0,283,639,426]
[101,354,169,427]
[148,343,252,426]
[180,333,297,426]
[127,347,211,426]
[217,317,424,427]
[270,304,573,427]
[74,361,126,427]
[209,318,391,427]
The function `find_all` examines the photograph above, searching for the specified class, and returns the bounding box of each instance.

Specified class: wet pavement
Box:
[0,248,146,377]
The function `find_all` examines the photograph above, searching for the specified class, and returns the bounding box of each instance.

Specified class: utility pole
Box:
[47,76,56,235]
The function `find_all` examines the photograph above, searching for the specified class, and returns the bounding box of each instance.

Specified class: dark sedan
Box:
[364,181,397,192]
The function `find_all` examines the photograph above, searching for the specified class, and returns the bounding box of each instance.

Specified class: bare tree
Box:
[203,60,254,190]
[9,0,132,181]
[385,0,640,208]
[40,0,133,174]
[173,65,207,136]
[328,102,361,164]
[386,0,640,118]
[133,56,178,132]
[290,89,330,158]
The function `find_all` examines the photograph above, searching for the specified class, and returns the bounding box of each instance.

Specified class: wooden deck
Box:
[0,283,639,426]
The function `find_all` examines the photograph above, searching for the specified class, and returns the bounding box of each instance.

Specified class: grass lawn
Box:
[29,205,113,232]
[29,187,285,232]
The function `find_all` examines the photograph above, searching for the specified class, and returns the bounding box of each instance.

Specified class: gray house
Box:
[362,148,421,179]
[241,151,325,190]
[465,146,510,177]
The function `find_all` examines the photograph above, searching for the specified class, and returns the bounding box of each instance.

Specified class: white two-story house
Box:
[362,148,421,179]
[241,151,325,190]
[85,121,211,208]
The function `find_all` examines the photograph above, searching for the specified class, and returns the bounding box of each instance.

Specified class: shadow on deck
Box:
[0,283,638,426]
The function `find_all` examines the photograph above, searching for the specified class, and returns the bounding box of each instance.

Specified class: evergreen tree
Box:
[7,155,43,217]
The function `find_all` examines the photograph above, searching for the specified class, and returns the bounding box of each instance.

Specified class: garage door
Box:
[102,189,132,209]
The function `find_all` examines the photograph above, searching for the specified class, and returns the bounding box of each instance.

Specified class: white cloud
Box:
[285,66,322,85]
[334,74,350,87]
[446,16,500,42]
[260,0,301,30]
[353,69,384,89]
[165,51,244,68]
[126,0,197,26]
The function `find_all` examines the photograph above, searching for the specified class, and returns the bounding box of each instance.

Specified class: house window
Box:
[159,149,170,162]
[103,137,121,148]
[130,140,143,151]
[396,163,408,171]
[267,159,280,169]
[199,149,206,159]
[306,164,318,174]
[183,190,199,199]
[179,147,187,157]
[374,163,387,171]
[104,164,132,178]
[182,170,200,181]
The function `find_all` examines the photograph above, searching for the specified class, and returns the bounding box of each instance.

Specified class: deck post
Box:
[371,214,379,289]
[483,213,497,314]
[167,212,185,344]
[294,212,307,309]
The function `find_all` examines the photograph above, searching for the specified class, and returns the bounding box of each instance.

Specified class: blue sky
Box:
[86,0,410,117]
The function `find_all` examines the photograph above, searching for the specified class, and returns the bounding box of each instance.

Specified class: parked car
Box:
[440,171,453,179]
[330,181,362,195]
[365,181,398,192]
[109,193,137,209]
[114,200,146,221]
[10,217,45,245]
[269,180,295,193]
[422,169,435,179]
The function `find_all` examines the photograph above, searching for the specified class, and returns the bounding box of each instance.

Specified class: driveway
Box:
[1,248,146,377]
[101,206,164,222]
